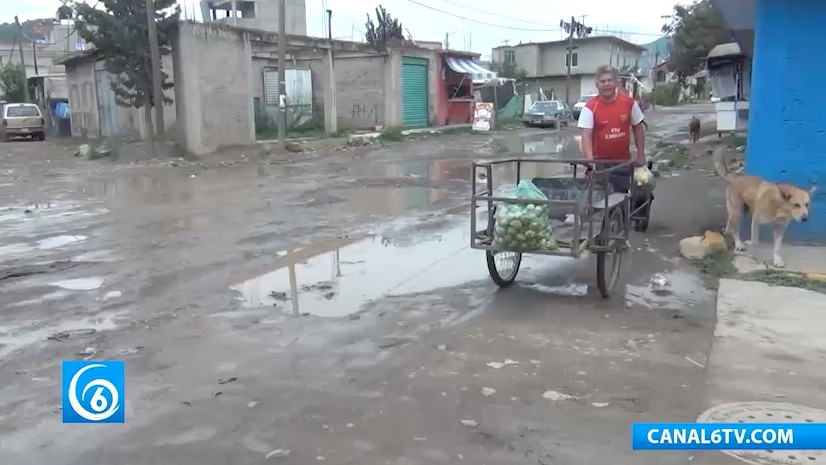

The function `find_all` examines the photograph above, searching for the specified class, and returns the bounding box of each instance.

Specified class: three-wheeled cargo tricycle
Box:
[470,158,653,298]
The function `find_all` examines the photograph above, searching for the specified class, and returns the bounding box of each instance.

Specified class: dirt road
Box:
[0,105,724,465]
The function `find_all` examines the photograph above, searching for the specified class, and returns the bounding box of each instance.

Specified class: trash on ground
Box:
[218,377,237,385]
[649,273,671,289]
[265,449,291,459]
[542,390,575,401]
[486,359,518,369]
[460,419,478,427]
[482,387,496,396]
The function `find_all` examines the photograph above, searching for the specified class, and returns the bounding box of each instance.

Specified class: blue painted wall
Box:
[746,0,826,243]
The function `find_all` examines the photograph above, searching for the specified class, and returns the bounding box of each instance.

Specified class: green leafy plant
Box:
[365,5,404,50]
[0,63,26,102]
[661,0,729,83]
[73,0,180,125]
[378,128,404,143]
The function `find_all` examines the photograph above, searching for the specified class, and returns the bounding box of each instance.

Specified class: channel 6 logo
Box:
[62,361,125,423]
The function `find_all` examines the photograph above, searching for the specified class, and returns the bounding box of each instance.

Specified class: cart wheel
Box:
[486,250,522,288]
[596,207,625,298]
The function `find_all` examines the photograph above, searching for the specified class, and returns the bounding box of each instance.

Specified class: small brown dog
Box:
[688,116,701,143]
[714,146,816,268]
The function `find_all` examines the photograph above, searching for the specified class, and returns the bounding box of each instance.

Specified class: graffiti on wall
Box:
[350,103,382,126]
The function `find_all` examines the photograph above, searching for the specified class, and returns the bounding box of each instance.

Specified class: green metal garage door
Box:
[402,56,429,128]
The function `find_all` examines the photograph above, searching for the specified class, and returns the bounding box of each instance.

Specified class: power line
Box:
[405,0,560,32]
[422,0,667,38]
[431,0,558,28]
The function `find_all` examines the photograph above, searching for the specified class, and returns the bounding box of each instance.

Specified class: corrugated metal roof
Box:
[708,42,744,59]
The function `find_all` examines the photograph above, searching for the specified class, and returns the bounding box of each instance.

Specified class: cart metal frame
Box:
[470,158,651,297]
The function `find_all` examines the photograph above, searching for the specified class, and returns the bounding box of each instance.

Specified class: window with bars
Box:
[504,50,515,64]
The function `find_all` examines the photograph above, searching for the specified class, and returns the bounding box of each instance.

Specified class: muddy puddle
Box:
[625,270,714,312]
[228,214,582,317]
[0,235,88,260]
[50,277,105,291]
[0,310,131,358]
[0,202,107,237]
[312,187,453,215]
[229,223,488,317]
[499,131,581,157]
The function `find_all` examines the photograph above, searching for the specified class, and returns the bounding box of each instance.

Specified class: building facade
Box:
[711,0,824,242]
[491,36,644,103]
[200,0,307,35]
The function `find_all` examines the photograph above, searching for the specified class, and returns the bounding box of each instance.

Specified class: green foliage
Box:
[489,61,527,81]
[378,128,405,143]
[73,0,180,109]
[642,82,682,107]
[693,250,826,294]
[0,63,26,102]
[254,104,277,136]
[365,5,404,50]
[661,0,729,83]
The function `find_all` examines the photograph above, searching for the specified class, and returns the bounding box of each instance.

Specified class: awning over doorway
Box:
[444,56,498,84]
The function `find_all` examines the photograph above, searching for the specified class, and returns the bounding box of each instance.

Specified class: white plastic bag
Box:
[633,165,654,187]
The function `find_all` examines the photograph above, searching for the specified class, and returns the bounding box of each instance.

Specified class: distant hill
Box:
[640,36,670,71]
[0,18,52,44]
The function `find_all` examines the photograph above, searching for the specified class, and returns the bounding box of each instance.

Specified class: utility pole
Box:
[652,49,659,110]
[277,0,287,149]
[31,43,39,75]
[14,16,29,103]
[445,32,449,50]
[327,9,332,42]
[564,15,575,107]
[145,0,165,137]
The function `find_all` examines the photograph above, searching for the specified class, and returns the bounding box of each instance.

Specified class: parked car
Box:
[522,101,573,129]
[572,94,597,120]
[1,103,46,142]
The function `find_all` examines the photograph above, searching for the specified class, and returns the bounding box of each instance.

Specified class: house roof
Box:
[493,35,645,52]
[53,48,99,66]
[708,42,745,59]
[438,50,481,59]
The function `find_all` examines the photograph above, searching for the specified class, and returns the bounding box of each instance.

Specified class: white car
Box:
[573,94,597,119]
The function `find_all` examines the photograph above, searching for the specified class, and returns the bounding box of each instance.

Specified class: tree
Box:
[490,61,527,81]
[661,0,729,82]
[73,0,180,132]
[365,5,404,50]
[0,63,26,102]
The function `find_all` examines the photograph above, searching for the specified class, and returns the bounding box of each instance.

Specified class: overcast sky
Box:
[3,0,674,59]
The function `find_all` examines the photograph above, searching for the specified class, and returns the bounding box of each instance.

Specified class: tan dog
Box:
[688,117,701,143]
[713,146,816,267]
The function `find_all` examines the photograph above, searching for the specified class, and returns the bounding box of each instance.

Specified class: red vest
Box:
[585,92,635,160]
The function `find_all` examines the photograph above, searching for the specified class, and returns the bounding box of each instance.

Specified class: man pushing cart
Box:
[469,64,655,297]
[577,64,654,230]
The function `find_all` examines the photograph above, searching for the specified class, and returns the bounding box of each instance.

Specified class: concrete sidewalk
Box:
[690,278,826,465]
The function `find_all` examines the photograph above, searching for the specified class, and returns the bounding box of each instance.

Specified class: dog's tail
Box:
[712,145,734,182]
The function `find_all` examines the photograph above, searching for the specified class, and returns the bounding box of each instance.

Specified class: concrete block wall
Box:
[383,48,439,128]
[746,0,826,242]
[332,55,386,129]
[271,52,387,130]
[174,22,255,155]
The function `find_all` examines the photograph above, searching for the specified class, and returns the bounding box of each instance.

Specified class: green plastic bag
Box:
[492,180,558,251]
